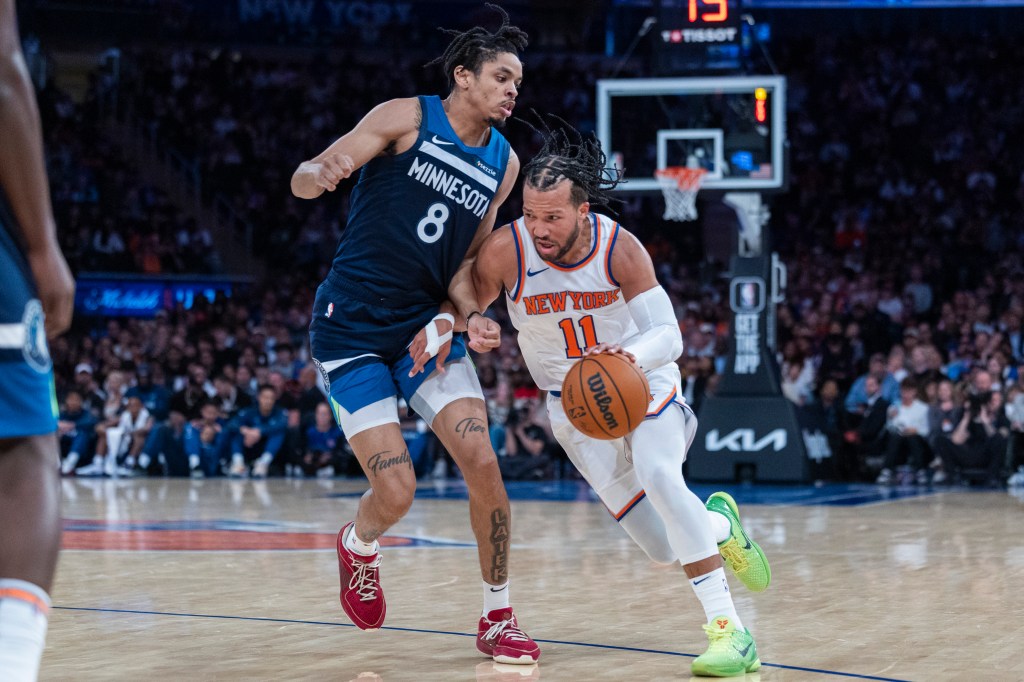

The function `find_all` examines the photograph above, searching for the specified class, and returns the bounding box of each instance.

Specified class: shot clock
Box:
[654,0,742,73]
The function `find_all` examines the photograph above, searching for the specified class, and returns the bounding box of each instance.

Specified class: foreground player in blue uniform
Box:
[0,1,76,679]
[290,6,538,664]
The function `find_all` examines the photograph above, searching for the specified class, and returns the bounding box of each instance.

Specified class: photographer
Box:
[500,403,553,481]
[933,389,1009,487]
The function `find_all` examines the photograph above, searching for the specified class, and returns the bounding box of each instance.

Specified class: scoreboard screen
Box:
[654,0,742,73]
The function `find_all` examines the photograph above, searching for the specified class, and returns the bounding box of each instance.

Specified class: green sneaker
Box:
[691,616,760,678]
[706,491,771,592]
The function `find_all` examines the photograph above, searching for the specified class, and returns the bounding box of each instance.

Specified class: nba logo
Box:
[740,283,756,309]
[325,302,334,318]
[730,278,764,313]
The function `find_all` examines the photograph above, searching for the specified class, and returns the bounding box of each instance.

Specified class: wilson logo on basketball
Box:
[587,372,620,430]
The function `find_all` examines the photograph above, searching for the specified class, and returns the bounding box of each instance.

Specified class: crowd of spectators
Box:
[36,72,221,274]
[47,31,1024,486]
[114,46,606,269]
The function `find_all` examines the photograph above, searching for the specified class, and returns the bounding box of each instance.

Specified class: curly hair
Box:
[425,3,529,92]
[521,113,623,209]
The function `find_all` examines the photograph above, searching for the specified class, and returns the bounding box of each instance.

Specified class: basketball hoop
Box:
[655,167,707,222]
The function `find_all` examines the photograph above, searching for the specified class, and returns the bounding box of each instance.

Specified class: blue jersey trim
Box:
[509,222,524,303]
[605,222,621,287]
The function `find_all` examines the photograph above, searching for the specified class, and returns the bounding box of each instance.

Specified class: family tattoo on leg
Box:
[367,449,412,476]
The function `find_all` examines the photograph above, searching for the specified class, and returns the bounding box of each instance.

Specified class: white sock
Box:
[344,525,379,557]
[689,567,742,630]
[483,580,510,616]
[0,579,51,682]
[138,453,151,469]
[708,510,732,545]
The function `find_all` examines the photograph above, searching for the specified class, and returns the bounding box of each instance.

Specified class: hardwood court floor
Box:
[45,477,1024,681]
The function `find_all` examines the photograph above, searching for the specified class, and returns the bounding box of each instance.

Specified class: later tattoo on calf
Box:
[489,508,510,583]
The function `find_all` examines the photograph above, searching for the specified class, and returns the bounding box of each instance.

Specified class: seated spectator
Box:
[84,390,153,477]
[876,379,932,485]
[842,375,891,480]
[184,398,228,477]
[299,402,344,477]
[781,352,816,407]
[73,363,105,417]
[170,363,216,421]
[57,389,97,475]
[926,379,963,483]
[132,363,171,422]
[933,390,1009,487]
[213,372,253,419]
[229,384,288,478]
[845,353,900,414]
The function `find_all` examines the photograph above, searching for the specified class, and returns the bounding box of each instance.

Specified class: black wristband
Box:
[467,311,483,322]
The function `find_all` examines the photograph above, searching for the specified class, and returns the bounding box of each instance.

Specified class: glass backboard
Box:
[596,76,787,192]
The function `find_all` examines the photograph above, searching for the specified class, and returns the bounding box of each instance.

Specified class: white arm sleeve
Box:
[623,286,683,370]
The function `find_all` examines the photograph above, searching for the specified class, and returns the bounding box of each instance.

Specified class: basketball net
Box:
[655,167,707,222]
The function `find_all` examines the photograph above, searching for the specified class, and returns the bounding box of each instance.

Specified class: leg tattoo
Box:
[488,509,510,584]
[366,449,412,477]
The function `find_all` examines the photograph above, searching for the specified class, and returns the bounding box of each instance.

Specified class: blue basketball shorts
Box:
[308,276,478,436]
[0,221,58,439]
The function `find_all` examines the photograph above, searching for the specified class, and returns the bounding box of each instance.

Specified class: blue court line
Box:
[53,606,908,681]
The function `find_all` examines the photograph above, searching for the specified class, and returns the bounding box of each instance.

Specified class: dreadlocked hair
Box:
[521,112,624,209]
[425,3,529,92]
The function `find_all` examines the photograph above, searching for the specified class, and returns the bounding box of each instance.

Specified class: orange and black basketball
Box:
[560,353,651,440]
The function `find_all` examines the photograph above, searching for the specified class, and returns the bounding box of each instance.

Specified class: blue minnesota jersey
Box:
[327,95,510,307]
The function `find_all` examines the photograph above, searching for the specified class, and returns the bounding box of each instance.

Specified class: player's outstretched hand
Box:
[467,313,501,353]
[27,245,75,338]
[583,342,636,364]
[315,153,355,192]
[408,315,453,377]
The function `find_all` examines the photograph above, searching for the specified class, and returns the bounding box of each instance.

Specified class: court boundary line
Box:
[53,605,909,681]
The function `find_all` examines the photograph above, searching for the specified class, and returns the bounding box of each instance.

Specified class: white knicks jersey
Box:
[506,212,641,391]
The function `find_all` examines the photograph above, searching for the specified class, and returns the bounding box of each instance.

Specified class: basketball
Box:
[560,353,651,440]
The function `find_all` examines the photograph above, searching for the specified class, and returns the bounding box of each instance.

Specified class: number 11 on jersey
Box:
[559,315,598,358]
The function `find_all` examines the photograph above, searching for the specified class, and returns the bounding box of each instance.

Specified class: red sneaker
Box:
[337,522,386,630]
[476,608,540,664]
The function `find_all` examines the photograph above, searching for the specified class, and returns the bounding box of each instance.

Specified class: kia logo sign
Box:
[706,428,787,452]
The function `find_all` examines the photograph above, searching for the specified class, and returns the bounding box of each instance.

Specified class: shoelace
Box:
[702,622,736,650]
[347,555,382,602]
[719,538,750,572]
[483,617,529,643]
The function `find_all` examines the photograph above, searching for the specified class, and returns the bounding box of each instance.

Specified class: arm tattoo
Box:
[455,417,486,439]
[489,508,510,583]
[366,449,412,476]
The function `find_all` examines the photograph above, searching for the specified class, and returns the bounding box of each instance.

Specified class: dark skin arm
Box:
[0,0,74,337]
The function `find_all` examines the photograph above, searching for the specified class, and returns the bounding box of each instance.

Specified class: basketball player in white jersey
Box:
[458,120,769,677]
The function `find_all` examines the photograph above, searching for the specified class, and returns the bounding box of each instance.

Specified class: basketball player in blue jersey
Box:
[463,120,770,677]
[290,5,538,664]
[0,1,76,679]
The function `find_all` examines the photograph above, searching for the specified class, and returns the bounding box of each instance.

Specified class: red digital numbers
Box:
[689,0,728,23]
